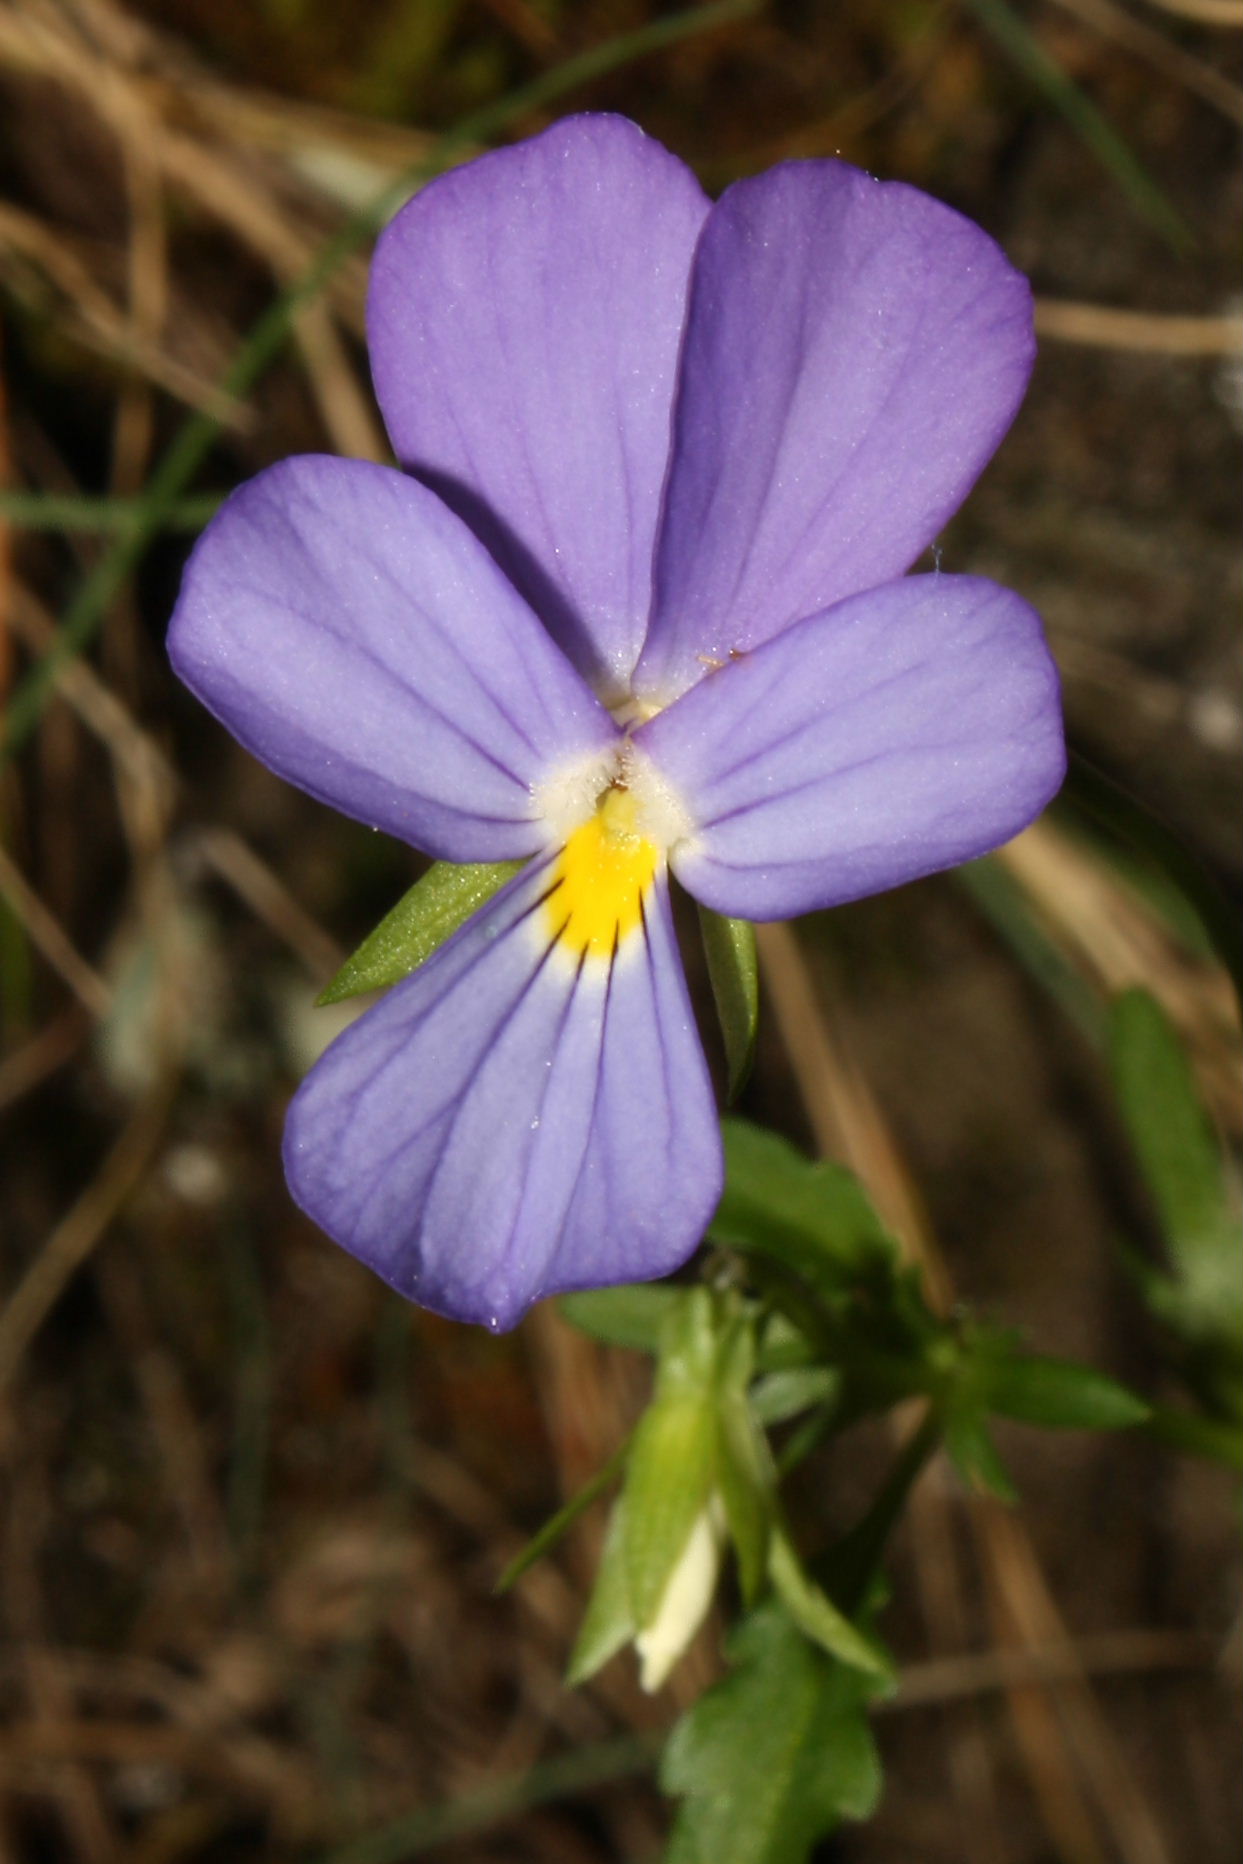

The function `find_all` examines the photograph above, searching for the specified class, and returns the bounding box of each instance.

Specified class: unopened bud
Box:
[634,1494,726,1692]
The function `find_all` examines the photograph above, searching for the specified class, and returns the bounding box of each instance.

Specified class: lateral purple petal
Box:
[637,575,1065,921]
[636,161,1035,701]
[368,114,710,698]
[169,456,616,863]
[283,864,722,1331]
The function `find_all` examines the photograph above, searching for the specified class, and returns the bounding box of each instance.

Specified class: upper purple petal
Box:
[635,160,1035,701]
[168,455,616,863]
[283,861,721,1330]
[637,574,1065,921]
[367,114,710,698]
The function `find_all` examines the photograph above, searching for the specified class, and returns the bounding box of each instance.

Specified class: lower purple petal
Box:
[283,863,721,1330]
[637,575,1065,921]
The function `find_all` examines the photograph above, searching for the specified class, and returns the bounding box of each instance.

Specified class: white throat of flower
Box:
[534,738,692,854]
[532,740,694,966]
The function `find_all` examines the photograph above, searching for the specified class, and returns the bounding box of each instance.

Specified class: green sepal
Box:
[565,1499,636,1686]
[608,1290,723,1633]
[697,906,759,1102]
[986,1354,1150,1431]
[712,1320,773,1607]
[623,1393,717,1629]
[316,858,524,1004]
[653,1285,720,1396]
[767,1528,892,1681]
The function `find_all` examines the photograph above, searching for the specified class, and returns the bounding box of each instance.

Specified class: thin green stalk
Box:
[495,1441,629,1593]
[312,1731,661,1864]
[955,853,1106,1043]
[1144,1403,1243,1471]
[963,0,1189,250]
[822,1408,941,1614]
[1062,752,1243,1013]
[0,491,223,533]
[0,0,758,766]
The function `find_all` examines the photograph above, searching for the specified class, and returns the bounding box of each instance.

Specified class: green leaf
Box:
[566,1500,636,1686]
[749,1365,839,1427]
[711,1119,897,1293]
[767,1529,892,1681]
[317,859,523,1003]
[495,1446,627,1594]
[987,1355,1150,1431]
[697,907,759,1102]
[662,1601,883,1864]
[943,1410,1017,1503]
[1109,989,1242,1329]
[558,1283,681,1355]
[753,1312,818,1374]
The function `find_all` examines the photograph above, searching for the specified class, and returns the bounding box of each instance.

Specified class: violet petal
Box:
[636,160,1035,701]
[637,574,1065,921]
[367,114,710,697]
[283,861,721,1330]
[169,455,616,863]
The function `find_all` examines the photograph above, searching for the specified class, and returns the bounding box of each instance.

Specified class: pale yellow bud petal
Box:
[634,1496,726,1692]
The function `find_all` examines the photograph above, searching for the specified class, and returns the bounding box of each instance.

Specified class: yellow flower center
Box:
[544,785,661,963]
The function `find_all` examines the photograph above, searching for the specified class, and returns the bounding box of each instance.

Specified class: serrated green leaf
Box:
[558,1284,680,1354]
[987,1354,1150,1431]
[624,1395,717,1628]
[662,1600,883,1864]
[495,1445,627,1594]
[316,858,524,1004]
[1109,989,1243,1330]
[768,1529,892,1680]
[711,1119,897,1292]
[566,1499,635,1686]
[697,907,759,1102]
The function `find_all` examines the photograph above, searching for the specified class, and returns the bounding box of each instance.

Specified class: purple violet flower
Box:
[169,114,1065,1331]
